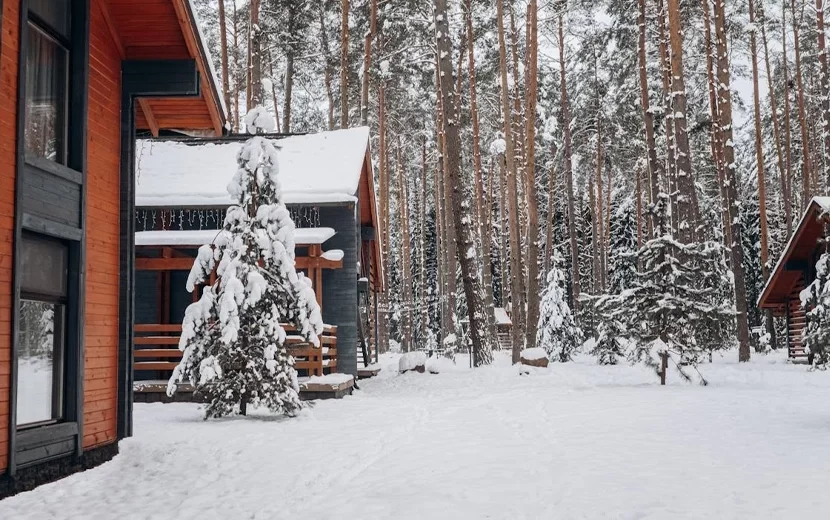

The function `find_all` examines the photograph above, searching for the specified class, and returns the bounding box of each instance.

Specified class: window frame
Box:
[8,0,89,474]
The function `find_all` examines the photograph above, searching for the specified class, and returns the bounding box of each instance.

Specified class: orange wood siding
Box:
[83,0,121,450]
[0,0,21,474]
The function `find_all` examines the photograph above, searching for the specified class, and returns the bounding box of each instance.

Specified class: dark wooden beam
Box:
[784,259,809,271]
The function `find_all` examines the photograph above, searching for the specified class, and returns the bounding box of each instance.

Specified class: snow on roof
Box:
[135,227,335,247]
[494,307,512,326]
[135,127,370,207]
[321,249,344,262]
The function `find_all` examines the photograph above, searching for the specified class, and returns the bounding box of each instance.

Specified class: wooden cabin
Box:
[131,129,385,389]
[0,0,225,497]
[758,197,830,362]
[494,308,512,350]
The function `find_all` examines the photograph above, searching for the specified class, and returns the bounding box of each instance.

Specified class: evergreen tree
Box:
[608,192,638,293]
[537,254,583,362]
[621,194,735,381]
[590,294,626,365]
[801,250,830,369]
[168,108,323,418]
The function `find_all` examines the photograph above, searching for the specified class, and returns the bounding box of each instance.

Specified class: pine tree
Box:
[537,253,583,362]
[168,108,323,418]
[801,251,830,369]
[590,294,625,366]
[622,194,734,382]
[608,193,638,294]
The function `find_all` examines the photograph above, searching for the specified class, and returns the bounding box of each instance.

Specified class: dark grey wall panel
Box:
[169,271,191,324]
[134,270,158,325]
[320,204,358,376]
[20,167,81,228]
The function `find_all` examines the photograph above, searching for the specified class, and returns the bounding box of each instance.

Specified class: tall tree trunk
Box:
[637,0,660,229]
[232,0,241,130]
[283,6,296,133]
[319,5,336,131]
[421,140,429,342]
[266,49,281,132]
[713,0,752,362]
[703,0,731,246]
[524,0,541,349]
[558,14,580,316]
[816,0,830,190]
[361,0,377,126]
[656,0,678,230]
[791,0,812,207]
[636,166,643,249]
[589,177,600,295]
[594,115,605,293]
[433,0,494,366]
[218,0,231,114]
[782,2,795,235]
[378,86,389,353]
[498,0,527,360]
[340,0,350,128]
[545,143,558,277]
[759,0,788,241]
[438,81,457,337]
[749,0,776,349]
[666,0,697,243]
[397,143,412,352]
[466,0,497,338]
[248,0,263,108]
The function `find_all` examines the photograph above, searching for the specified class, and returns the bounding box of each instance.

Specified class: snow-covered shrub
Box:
[537,254,583,362]
[168,108,323,418]
[801,251,830,369]
[399,351,427,373]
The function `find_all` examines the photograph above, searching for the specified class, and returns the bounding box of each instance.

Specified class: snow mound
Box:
[321,249,344,262]
[399,351,428,372]
[425,355,463,374]
[520,348,547,361]
[304,373,354,386]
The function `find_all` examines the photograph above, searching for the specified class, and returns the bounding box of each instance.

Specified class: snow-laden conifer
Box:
[621,194,734,381]
[168,108,323,418]
[537,253,583,362]
[801,251,830,369]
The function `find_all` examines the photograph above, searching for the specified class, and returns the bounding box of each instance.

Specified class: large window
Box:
[24,23,69,164]
[16,235,68,428]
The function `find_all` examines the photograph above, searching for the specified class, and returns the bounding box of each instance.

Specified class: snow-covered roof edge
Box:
[758,197,828,307]
[135,228,336,247]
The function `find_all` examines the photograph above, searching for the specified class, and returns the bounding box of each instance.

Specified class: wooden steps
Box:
[787,280,809,361]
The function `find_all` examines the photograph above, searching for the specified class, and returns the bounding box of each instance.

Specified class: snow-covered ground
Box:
[3,350,830,519]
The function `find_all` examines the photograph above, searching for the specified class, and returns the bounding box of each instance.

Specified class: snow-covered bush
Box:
[801,251,830,369]
[399,351,427,373]
[537,255,583,362]
[167,108,323,418]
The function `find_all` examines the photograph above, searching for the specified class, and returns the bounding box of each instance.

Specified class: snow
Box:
[398,351,427,371]
[320,249,344,262]
[493,307,512,326]
[4,350,830,519]
[520,347,547,361]
[135,127,370,207]
[135,227,336,247]
[16,358,53,425]
[301,373,354,386]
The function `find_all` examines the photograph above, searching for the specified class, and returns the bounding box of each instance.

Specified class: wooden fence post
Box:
[659,351,669,385]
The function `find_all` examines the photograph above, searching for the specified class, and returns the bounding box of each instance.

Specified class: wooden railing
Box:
[134,323,338,377]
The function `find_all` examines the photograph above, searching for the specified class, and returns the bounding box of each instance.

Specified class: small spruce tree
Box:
[167,107,323,418]
[537,253,583,362]
[801,250,830,369]
[590,294,626,365]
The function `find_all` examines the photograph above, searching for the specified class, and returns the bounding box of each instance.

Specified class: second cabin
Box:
[131,128,385,392]
[758,197,830,362]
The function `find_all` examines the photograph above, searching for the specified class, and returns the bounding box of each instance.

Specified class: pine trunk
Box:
[791,0,812,207]
[340,0,350,128]
[498,0,527,360]
[524,0,540,349]
[594,116,605,293]
[816,0,830,191]
[558,14,581,316]
[637,0,660,227]
[713,0,752,362]
[360,0,377,127]
[397,144,412,352]
[545,143,558,276]
[656,0,678,230]
[249,0,263,108]
[319,5,336,131]
[218,0,231,114]
[433,0,494,366]
[666,0,697,243]
[378,86,389,353]
[782,3,795,235]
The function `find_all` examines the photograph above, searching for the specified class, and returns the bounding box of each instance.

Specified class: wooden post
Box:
[659,351,669,385]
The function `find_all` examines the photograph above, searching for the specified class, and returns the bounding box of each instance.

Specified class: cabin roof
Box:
[135,128,371,207]
[101,0,226,135]
[758,197,830,311]
[135,228,336,247]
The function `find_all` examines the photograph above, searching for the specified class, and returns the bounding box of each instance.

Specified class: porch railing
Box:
[134,323,338,378]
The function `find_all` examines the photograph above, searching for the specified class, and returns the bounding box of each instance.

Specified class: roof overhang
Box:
[98,0,226,136]
[758,198,830,312]
[357,144,385,293]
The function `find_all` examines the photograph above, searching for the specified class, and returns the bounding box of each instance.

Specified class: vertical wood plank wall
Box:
[83,0,120,450]
[0,0,21,474]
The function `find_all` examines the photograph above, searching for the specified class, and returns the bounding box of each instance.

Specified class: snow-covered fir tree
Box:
[537,253,583,362]
[621,194,735,381]
[801,250,830,369]
[590,294,626,365]
[608,192,638,293]
[167,108,323,418]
